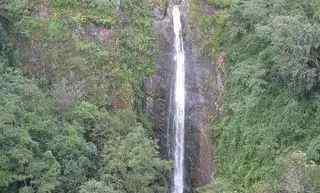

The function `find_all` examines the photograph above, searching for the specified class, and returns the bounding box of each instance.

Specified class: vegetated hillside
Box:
[0,1,170,193]
[2,0,320,193]
[199,0,320,193]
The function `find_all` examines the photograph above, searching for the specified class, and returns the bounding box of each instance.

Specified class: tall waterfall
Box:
[172,4,186,193]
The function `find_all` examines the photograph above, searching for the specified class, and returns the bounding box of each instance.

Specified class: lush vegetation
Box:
[198,0,320,193]
[0,0,170,193]
[2,0,320,193]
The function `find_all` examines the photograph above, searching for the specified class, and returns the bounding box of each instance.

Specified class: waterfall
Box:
[172,4,186,193]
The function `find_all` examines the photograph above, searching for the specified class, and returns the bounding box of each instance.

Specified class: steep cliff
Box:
[146,0,222,191]
[8,0,221,192]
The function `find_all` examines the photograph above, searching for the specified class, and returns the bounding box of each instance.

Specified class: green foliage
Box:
[4,0,26,20]
[0,54,166,193]
[104,126,170,193]
[115,0,156,114]
[79,180,121,193]
[208,0,232,9]
[49,125,96,193]
[0,69,98,193]
[0,69,60,193]
[52,0,81,8]
[1,1,167,193]
[197,178,235,193]
[202,0,320,192]
[0,24,10,70]
[306,136,320,164]
[14,0,155,110]
[69,102,170,193]
[228,0,320,97]
[277,152,320,193]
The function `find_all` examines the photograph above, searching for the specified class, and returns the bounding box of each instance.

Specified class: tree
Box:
[79,180,122,193]
[103,126,170,193]
[0,70,60,193]
[204,0,320,192]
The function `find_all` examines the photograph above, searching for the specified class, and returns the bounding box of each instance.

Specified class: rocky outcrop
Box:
[147,0,221,192]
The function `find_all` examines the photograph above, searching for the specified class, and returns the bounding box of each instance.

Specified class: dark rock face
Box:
[146,3,175,161]
[147,0,220,192]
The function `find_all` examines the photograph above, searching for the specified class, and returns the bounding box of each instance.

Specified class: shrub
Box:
[306,135,320,164]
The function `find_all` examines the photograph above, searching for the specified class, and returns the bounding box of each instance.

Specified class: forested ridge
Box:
[1,0,320,193]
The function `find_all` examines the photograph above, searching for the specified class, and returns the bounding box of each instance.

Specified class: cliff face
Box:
[146,0,221,191]
[19,0,219,191]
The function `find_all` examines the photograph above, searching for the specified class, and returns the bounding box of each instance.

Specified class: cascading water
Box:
[172,4,186,193]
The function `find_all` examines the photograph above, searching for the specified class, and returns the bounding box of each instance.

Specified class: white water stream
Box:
[172,4,186,193]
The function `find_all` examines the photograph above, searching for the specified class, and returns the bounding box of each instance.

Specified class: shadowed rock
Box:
[147,0,221,192]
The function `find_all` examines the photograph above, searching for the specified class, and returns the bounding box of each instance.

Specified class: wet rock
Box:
[148,0,221,192]
[146,3,175,160]
[173,0,183,5]
[153,2,168,21]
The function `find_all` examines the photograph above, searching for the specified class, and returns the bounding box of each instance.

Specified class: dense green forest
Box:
[200,0,320,193]
[0,1,169,193]
[1,0,320,193]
